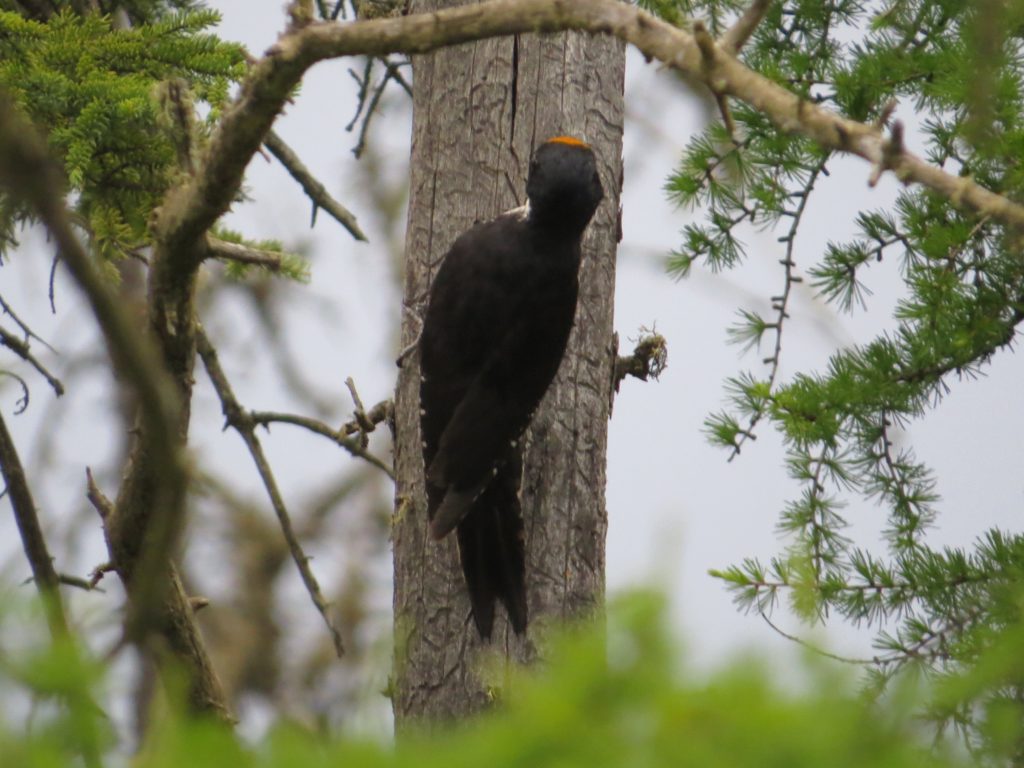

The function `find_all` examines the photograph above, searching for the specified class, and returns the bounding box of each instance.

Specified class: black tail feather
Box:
[455,451,526,639]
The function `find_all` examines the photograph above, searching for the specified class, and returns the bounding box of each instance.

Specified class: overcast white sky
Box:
[3,0,1024,732]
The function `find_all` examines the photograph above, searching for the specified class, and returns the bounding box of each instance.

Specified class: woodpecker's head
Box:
[526,136,604,233]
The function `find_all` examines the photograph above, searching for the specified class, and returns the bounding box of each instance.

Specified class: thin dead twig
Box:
[346,56,411,158]
[720,0,773,55]
[263,129,367,240]
[0,412,71,640]
[250,408,395,479]
[0,293,56,352]
[343,377,392,448]
[207,236,283,271]
[85,467,114,519]
[196,325,346,658]
[0,324,64,396]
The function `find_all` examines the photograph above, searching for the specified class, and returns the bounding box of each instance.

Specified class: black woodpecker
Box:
[419,136,604,639]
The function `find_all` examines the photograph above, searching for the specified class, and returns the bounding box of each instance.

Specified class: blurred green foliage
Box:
[4,591,1011,766]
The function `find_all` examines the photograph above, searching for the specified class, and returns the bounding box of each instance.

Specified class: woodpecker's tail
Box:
[455,453,527,639]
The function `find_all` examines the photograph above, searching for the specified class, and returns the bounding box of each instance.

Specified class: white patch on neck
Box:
[504,201,530,221]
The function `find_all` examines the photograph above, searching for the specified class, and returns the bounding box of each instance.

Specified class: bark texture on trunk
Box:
[393,0,624,723]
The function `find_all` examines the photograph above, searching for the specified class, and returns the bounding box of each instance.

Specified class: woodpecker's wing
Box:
[426,280,576,538]
[419,213,534,517]
[454,444,527,638]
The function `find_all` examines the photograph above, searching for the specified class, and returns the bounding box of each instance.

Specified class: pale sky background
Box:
[2,0,1023,736]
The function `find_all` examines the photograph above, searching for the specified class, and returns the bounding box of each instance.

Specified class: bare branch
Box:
[59,573,105,592]
[207,236,284,271]
[383,57,413,96]
[88,562,116,590]
[720,0,772,55]
[760,614,877,666]
[345,56,410,158]
[0,293,56,353]
[0,370,29,413]
[0,412,71,641]
[263,130,368,240]
[869,120,906,188]
[85,467,114,520]
[342,397,393,437]
[250,409,395,479]
[343,376,375,447]
[196,325,347,658]
[23,571,107,593]
[729,159,827,460]
[0,324,64,396]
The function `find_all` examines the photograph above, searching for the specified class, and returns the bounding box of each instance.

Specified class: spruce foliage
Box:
[0,4,244,262]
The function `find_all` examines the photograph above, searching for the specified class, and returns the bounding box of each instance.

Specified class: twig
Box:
[383,57,413,96]
[345,58,374,131]
[196,325,347,658]
[341,397,392,438]
[0,324,64,396]
[59,573,105,593]
[0,412,71,641]
[343,376,376,448]
[760,614,878,666]
[88,562,116,590]
[22,572,107,593]
[693,21,736,137]
[729,159,827,460]
[720,0,773,55]
[206,236,283,271]
[249,409,395,479]
[873,98,897,131]
[395,304,423,367]
[869,120,906,187]
[263,129,367,240]
[85,467,114,520]
[0,370,29,414]
[346,57,411,158]
[48,250,59,313]
[0,293,56,353]
[189,595,210,612]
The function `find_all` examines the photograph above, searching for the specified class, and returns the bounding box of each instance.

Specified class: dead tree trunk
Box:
[392,0,624,724]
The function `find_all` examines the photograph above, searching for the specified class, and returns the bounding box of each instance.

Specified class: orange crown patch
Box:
[545,136,591,149]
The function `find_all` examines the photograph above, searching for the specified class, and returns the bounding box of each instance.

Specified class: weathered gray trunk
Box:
[392,0,624,723]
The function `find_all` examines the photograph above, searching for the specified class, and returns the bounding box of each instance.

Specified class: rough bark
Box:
[392,0,624,723]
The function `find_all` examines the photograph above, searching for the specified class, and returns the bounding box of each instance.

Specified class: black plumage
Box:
[419,136,604,639]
